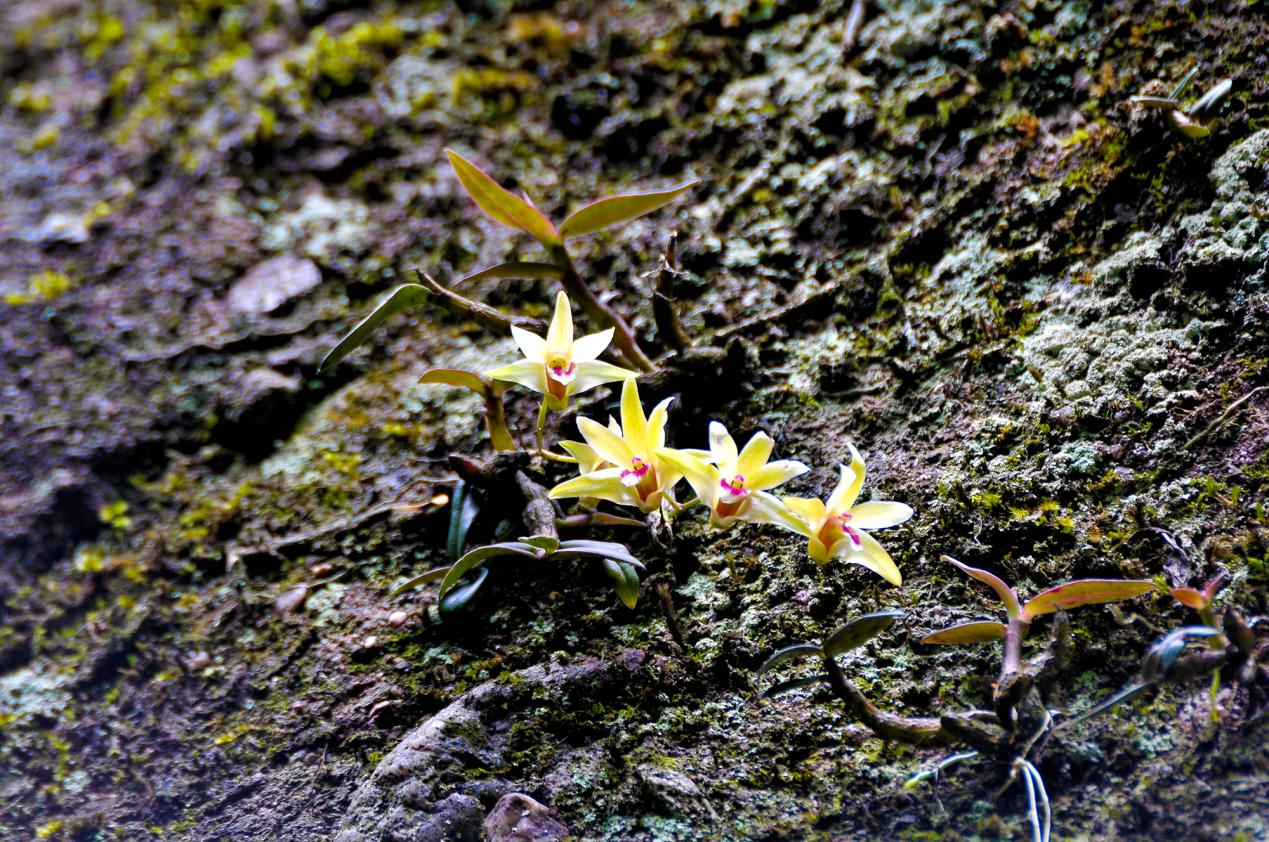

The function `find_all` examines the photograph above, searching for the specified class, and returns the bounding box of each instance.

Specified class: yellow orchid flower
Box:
[778,444,913,585]
[660,422,810,529]
[484,291,636,411]
[549,379,685,512]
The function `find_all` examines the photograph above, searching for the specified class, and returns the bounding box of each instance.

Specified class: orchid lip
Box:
[547,360,577,385]
[620,457,650,487]
[719,474,749,503]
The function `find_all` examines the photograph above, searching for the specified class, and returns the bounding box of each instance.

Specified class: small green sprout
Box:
[549,378,687,513]
[775,444,914,585]
[446,148,698,372]
[659,421,810,529]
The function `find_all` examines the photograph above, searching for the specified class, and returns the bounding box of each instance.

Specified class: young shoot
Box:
[446,149,699,371]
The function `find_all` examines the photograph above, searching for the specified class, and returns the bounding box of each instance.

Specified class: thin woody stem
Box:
[823,657,948,744]
[547,243,656,372]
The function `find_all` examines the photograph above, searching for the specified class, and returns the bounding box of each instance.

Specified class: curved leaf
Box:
[438,542,541,600]
[1068,681,1152,724]
[1170,587,1207,610]
[1021,579,1157,621]
[446,481,480,563]
[391,565,452,597]
[559,179,700,240]
[555,539,645,570]
[522,535,560,554]
[420,369,489,395]
[453,261,565,287]
[921,621,1007,646]
[756,644,823,683]
[446,149,560,246]
[822,610,904,657]
[602,559,641,609]
[319,284,429,371]
[438,565,489,616]
[1140,625,1224,683]
[942,555,1021,620]
[759,674,829,700]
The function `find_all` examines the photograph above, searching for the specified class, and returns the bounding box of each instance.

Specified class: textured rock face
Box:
[483,793,571,842]
[2,1,1267,841]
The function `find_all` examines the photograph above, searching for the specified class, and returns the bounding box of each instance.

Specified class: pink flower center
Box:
[621,457,650,484]
[719,474,748,502]
[818,511,863,550]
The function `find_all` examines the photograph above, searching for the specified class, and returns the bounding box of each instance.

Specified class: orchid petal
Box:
[578,417,634,467]
[620,379,649,454]
[781,496,826,528]
[745,491,811,534]
[848,501,913,530]
[659,449,718,503]
[510,325,547,363]
[749,459,810,491]
[834,531,902,585]
[735,431,775,477]
[571,328,615,362]
[549,468,635,507]
[571,361,637,395]
[559,440,603,473]
[826,460,863,515]
[708,422,739,471]
[484,360,546,393]
[546,291,573,353]
[646,397,675,451]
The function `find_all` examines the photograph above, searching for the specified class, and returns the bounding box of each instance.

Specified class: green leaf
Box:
[438,542,541,600]
[602,559,641,609]
[420,369,489,395]
[391,565,452,597]
[943,555,1022,620]
[446,481,480,563]
[522,535,560,554]
[446,149,561,246]
[1021,579,1158,621]
[760,674,829,700]
[920,621,1007,646]
[438,566,489,616]
[555,539,645,570]
[319,284,429,371]
[452,261,565,288]
[1068,681,1152,724]
[822,610,903,657]
[1140,625,1224,683]
[756,644,822,683]
[558,179,700,240]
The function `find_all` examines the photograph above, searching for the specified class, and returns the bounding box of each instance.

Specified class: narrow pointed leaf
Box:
[421,369,489,395]
[760,674,830,700]
[756,644,823,683]
[558,179,700,239]
[1021,579,1157,621]
[446,149,560,246]
[438,542,541,600]
[602,559,641,609]
[391,565,452,597]
[319,284,429,371]
[942,555,1022,620]
[921,621,1007,646]
[1170,587,1207,610]
[1069,682,1153,724]
[822,610,904,657]
[438,566,489,616]
[556,539,645,570]
[446,481,479,563]
[453,261,565,287]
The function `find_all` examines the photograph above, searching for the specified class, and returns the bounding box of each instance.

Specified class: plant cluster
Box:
[324,151,1267,841]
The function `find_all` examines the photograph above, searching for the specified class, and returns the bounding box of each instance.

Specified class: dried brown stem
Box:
[546,243,656,372]
[823,657,948,744]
